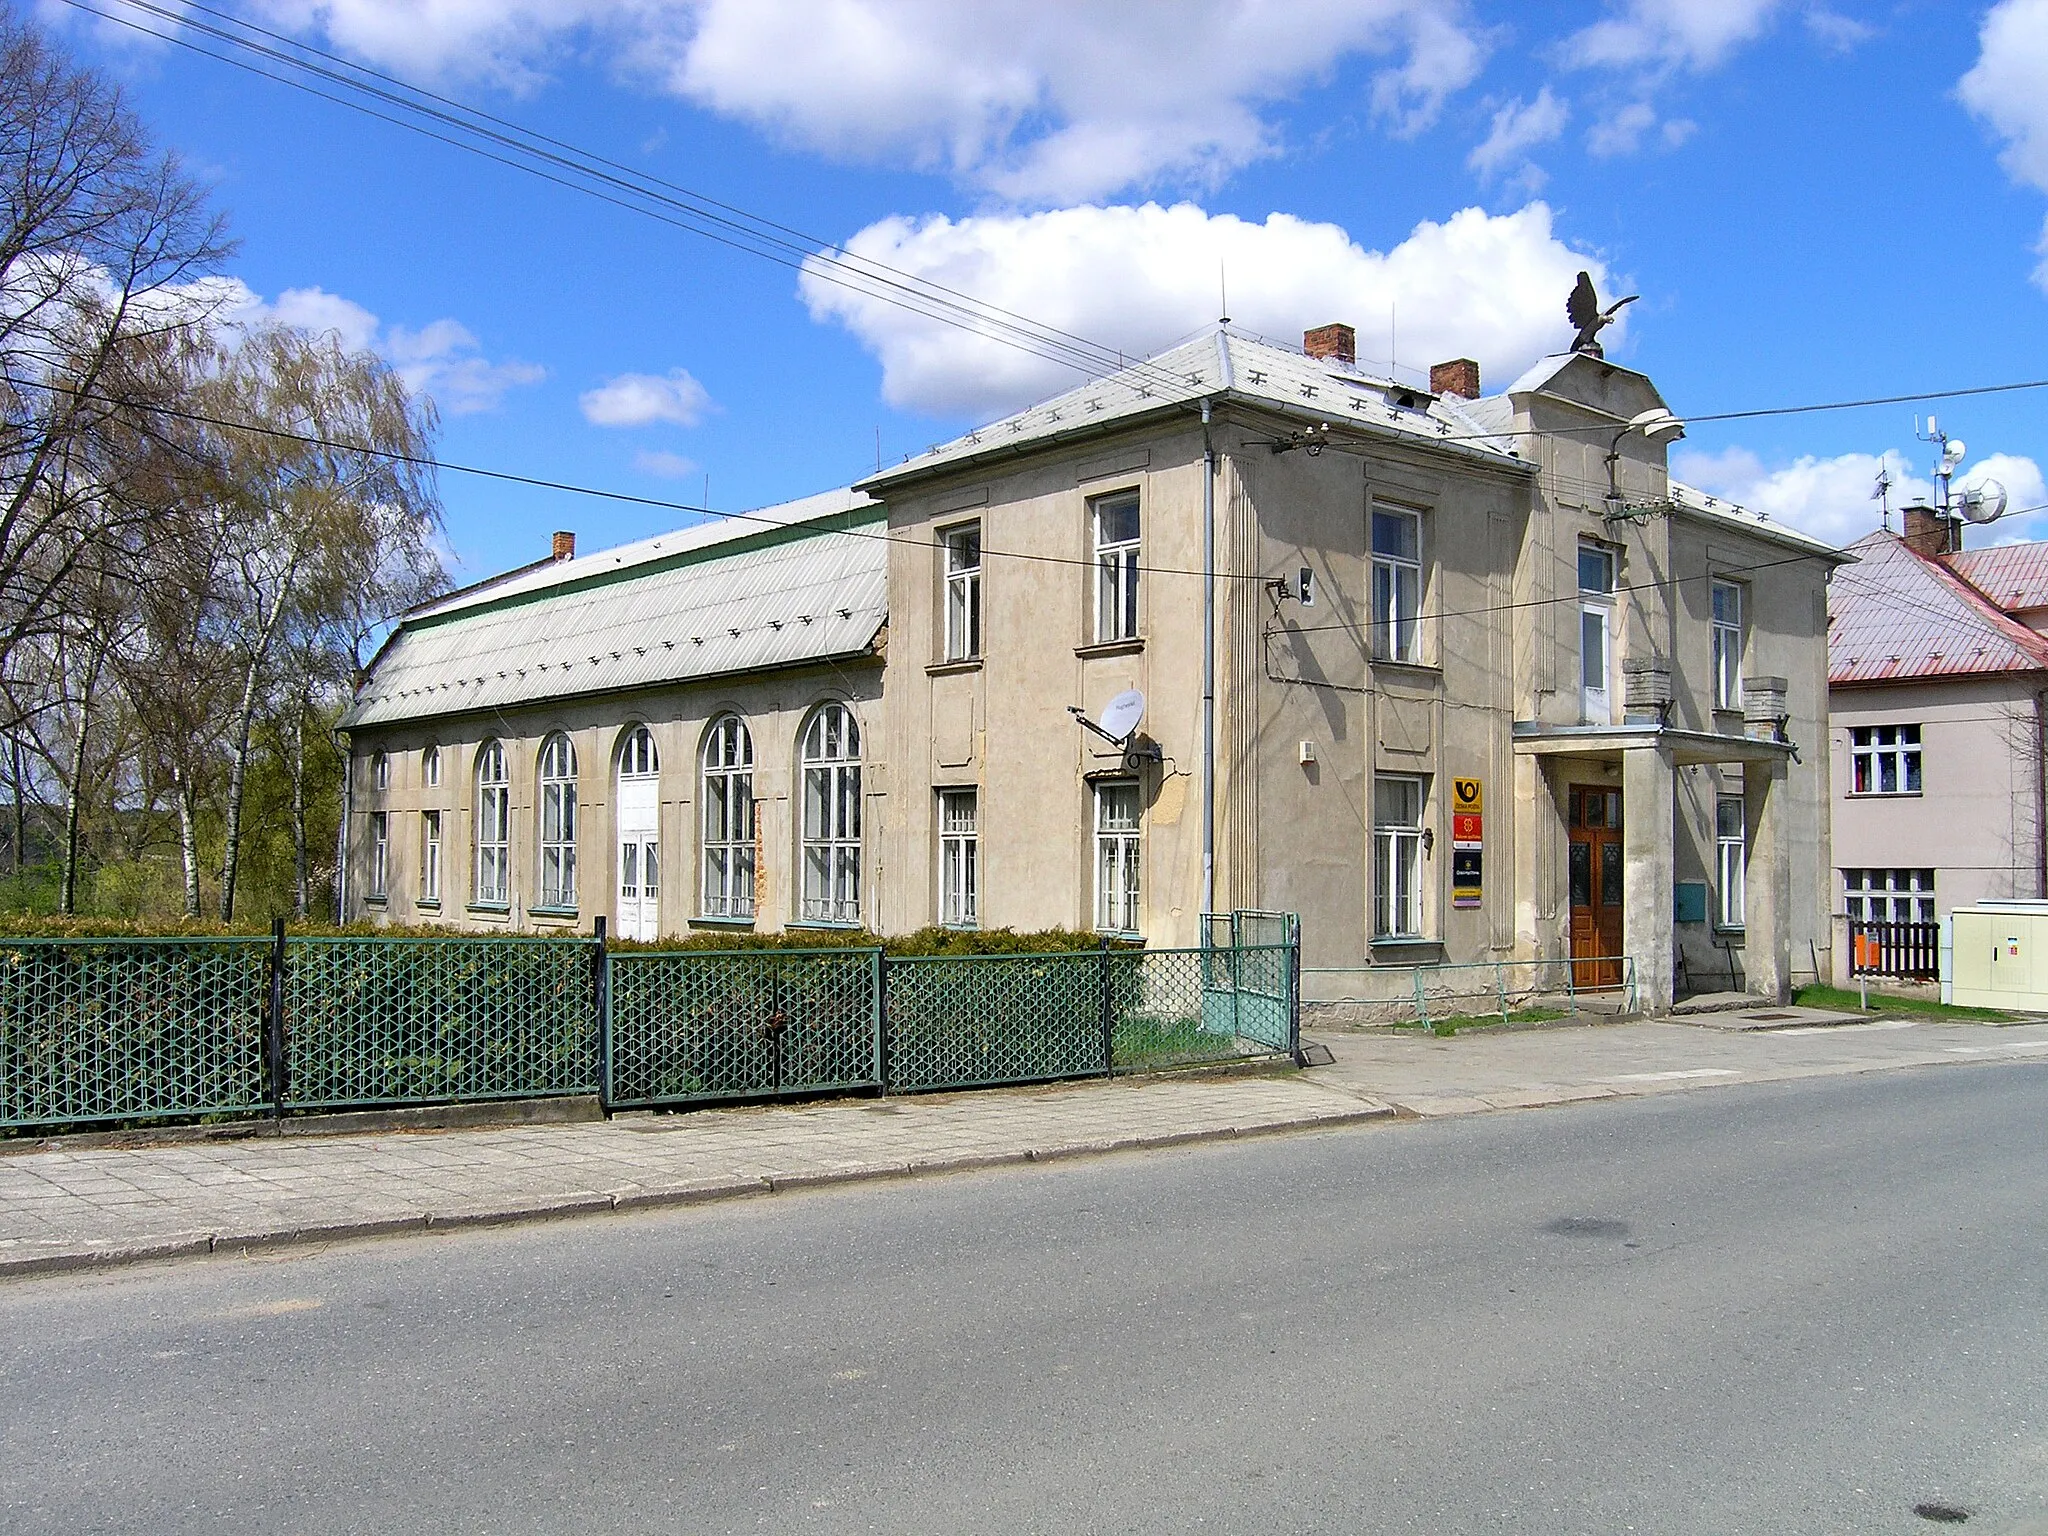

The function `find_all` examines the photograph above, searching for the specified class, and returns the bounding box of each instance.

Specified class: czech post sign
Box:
[1451,776,1484,849]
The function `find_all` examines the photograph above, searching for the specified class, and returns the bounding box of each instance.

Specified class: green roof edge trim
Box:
[404,504,891,634]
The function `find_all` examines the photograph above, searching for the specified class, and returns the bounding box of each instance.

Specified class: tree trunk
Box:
[174,763,201,917]
[217,643,264,922]
[60,644,105,915]
[8,734,23,878]
[290,699,309,919]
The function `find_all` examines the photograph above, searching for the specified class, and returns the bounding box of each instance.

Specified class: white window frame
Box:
[422,745,440,789]
[371,751,389,792]
[1093,779,1141,934]
[1579,543,1616,724]
[1849,724,1922,796]
[1711,580,1744,711]
[1093,492,1140,643]
[538,733,578,910]
[420,810,441,904]
[1373,774,1425,940]
[368,810,388,900]
[938,788,978,928]
[700,716,755,919]
[474,739,509,906]
[943,522,982,661]
[1716,796,1746,930]
[800,702,862,924]
[1370,506,1422,664]
[1843,868,1936,924]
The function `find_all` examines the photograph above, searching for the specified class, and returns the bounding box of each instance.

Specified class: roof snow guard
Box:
[342,488,887,730]
[856,329,1526,490]
[1830,530,2048,685]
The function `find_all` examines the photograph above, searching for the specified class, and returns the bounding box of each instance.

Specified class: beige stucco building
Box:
[340,325,1845,1009]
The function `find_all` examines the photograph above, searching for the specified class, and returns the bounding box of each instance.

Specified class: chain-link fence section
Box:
[0,938,270,1129]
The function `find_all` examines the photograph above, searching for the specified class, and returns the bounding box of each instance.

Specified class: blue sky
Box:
[51,0,2048,574]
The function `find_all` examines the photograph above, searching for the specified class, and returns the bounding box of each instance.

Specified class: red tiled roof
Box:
[1829,530,2048,684]
[1946,541,2048,613]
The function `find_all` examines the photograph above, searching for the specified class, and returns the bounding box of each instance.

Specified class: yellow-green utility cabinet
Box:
[1949,903,2048,1009]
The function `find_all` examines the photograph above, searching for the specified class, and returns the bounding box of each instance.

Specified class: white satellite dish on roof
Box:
[1959,479,2008,524]
[1098,689,1145,743]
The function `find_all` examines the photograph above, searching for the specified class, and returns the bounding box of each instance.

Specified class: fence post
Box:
[1098,936,1115,1076]
[1496,962,1509,1026]
[266,916,287,1119]
[874,948,889,1093]
[1286,913,1302,1061]
[592,915,610,1111]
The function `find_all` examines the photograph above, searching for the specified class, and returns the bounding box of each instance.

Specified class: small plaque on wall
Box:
[1452,848,1483,909]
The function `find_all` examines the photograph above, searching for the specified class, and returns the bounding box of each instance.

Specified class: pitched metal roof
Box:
[1667,480,1845,560]
[343,488,886,730]
[858,329,1526,490]
[1829,530,2048,685]
[1945,540,2048,614]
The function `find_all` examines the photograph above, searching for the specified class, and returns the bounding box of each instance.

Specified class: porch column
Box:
[1743,757,1792,1003]
[1622,744,1675,1013]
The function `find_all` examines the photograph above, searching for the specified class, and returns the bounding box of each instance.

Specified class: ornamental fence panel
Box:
[1849,920,1940,981]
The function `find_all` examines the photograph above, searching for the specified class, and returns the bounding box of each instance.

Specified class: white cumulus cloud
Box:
[802,200,1613,419]
[1960,0,2048,290]
[1468,88,1569,190]
[247,0,1490,202]
[633,449,700,478]
[1674,445,2048,547]
[1564,0,1783,73]
[579,368,714,428]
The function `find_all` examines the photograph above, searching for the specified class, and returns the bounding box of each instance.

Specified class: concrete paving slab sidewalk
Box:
[5,1009,2048,1281]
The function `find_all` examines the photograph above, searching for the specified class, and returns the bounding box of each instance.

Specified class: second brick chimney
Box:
[1429,358,1480,399]
[552,530,576,562]
[1900,503,1956,559]
[1304,323,1356,364]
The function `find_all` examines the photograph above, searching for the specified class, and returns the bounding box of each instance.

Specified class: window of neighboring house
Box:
[1094,779,1141,934]
[1579,543,1616,724]
[800,702,862,923]
[1850,725,1922,795]
[474,740,509,905]
[420,810,441,903]
[1843,868,1936,924]
[701,715,755,919]
[1093,493,1140,642]
[1711,581,1744,711]
[422,745,440,789]
[943,523,982,661]
[1370,506,1422,663]
[538,733,578,909]
[368,811,388,900]
[938,788,978,927]
[1373,775,1425,939]
[371,750,389,791]
[1716,796,1746,929]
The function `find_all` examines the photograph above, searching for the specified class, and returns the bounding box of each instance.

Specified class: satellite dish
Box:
[1098,689,1145,743]
[1959,478,2008,524]
[1941,439,1968,473]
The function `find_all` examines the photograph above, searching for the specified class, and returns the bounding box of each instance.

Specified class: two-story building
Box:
[341,320,1845,1008]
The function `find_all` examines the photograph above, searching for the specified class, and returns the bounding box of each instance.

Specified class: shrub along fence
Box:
[0,913,1300,1132]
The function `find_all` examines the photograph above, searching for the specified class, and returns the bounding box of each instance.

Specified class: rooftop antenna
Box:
[1872,464,1892,531]
[1219,259,1230,328]
[1916,414,1968,552]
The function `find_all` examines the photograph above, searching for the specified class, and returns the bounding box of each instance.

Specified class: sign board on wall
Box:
[1451,776,1483,908]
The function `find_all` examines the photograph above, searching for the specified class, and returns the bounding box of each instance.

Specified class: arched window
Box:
[701,716,754,919]
[474,740,509,904]
[800,702,861,923]
[616,725,661,940]
[619,724,658,778]
[538,733,578,909]
[370,750,389,791]
[421,745,441,789]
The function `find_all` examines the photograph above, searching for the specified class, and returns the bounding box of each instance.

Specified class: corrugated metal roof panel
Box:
[1946,540,2048,614]
[345,510,886,729]
[1829,531,2048,684]
[1668,481,1845,559]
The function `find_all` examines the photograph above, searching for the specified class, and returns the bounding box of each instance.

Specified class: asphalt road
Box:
[4,1064,2047,1535]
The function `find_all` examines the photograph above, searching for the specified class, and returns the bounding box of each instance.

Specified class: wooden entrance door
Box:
[1568,785,1624,989]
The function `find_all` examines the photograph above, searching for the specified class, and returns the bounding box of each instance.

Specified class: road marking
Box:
[1603,1069,1741,1082]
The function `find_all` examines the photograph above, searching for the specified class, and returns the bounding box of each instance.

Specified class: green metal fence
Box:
[0,915,1299,1131]
[0,937,271,1129]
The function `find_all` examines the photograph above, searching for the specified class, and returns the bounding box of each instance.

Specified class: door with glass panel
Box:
[1567,785,1624,989]
[615,726,660,941]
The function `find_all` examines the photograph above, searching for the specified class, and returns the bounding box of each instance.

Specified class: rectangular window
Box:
[1370,507,1422,663]
[938,788,978,927]
[943,523,982,661]
[1716,796,1746,929]
[420,811,441,903]
[1094,779,1141,933]
[368,811,388,900]
[1373,775,1425,939]
[1842,867,1936,924]
[1093,493,1140,642]
[1579,543,1616,724]
[1850,725,1922,795]
[1711,581,1744,710]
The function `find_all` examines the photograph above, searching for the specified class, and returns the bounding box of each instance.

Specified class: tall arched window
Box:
[701,716,754,919]
[616,725,661,941]
[800,702,861,923]
[474,739,509,904]
[538,733,578,909]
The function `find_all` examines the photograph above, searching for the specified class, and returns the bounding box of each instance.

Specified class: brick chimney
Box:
[1900,503,1955,559]
[1430,358,1480,399]
[1304,323,1356,364]
[552,530,576,562]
